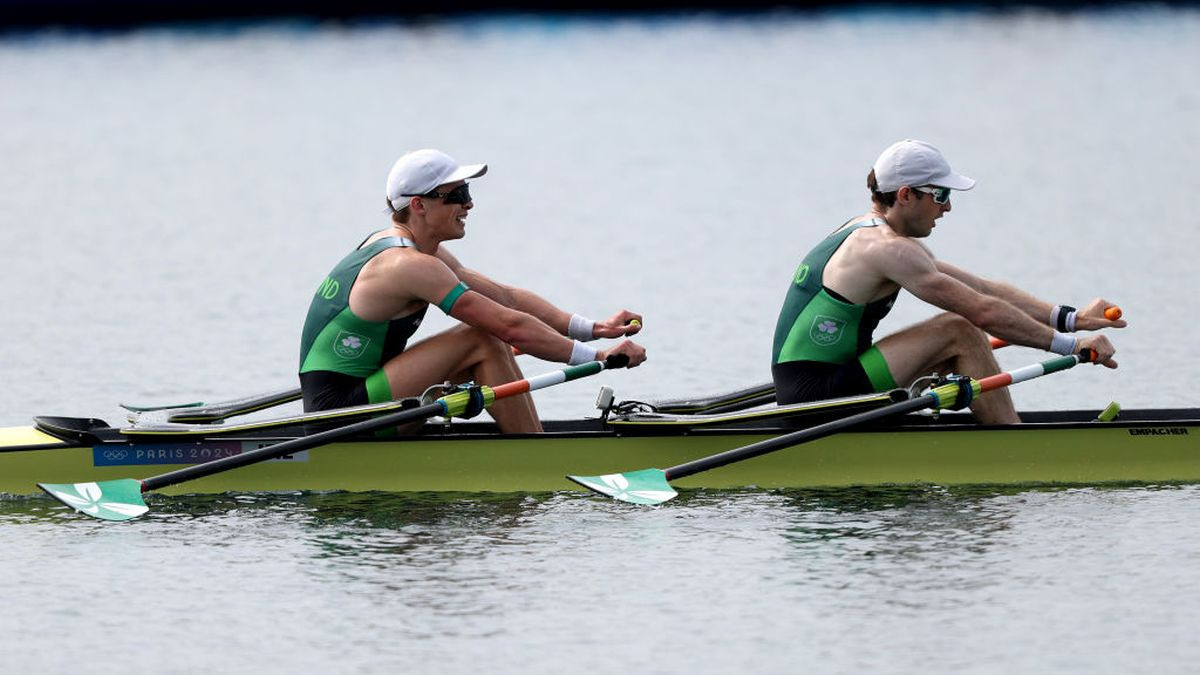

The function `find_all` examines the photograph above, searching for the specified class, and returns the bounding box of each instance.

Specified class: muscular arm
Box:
[937,260,1054,324]
[436,246,644,339]
[880,241,1059,349]
[354,247,643,367]
[937,260,1126,332]
[380,251,574,360]
[436,247,572,334]
[450,292,580,362]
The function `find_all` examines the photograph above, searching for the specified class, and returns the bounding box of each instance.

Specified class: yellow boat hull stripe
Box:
[0,426,71,449]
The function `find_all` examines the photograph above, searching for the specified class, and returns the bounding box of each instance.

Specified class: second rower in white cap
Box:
[771,139,1123,423]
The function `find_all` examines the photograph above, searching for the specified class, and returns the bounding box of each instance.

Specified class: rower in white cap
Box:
[299,149,646,433]
[771,139,1124,424]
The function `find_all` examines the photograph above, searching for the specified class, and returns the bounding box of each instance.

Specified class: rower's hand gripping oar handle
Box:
[603,354,631,369]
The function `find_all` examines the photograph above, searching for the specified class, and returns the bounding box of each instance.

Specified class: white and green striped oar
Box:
[568,352,1096,505]
[40,356,628,521]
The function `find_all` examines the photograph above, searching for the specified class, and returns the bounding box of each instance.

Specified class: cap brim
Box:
[936,173,975,191]
[445,163,487,184]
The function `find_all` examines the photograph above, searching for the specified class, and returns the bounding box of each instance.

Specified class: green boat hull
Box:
[3,410,1199,496]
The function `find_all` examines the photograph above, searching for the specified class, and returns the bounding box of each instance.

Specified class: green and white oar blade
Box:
[567,468,678,505]
[37,479,149,521]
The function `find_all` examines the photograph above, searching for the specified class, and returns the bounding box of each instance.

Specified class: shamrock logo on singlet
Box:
[334,331,370,359]
[810,316,846,346]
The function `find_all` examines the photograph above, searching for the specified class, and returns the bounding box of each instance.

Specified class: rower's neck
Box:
[391,225,436,253]
[869,207,916,236]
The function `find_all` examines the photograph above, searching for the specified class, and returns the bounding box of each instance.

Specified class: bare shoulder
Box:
[854,227,933,265]
[351,245,463,315]
[361,245,449,284]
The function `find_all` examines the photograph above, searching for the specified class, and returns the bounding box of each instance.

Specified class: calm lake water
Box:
[2,7,1199,673]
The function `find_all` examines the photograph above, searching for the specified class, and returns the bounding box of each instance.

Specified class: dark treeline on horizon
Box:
[1,0,1194,31]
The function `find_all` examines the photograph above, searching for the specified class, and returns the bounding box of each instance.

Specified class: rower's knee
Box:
[932,313,988,351]
[453,324,514,364]
[478,331,515,363]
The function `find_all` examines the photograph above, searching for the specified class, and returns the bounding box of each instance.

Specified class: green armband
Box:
[437,281,470,315]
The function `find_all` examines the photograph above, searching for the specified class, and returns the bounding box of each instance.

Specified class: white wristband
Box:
[1049,331,1078,356]
[568,314,596,341]
[568,340,598,365]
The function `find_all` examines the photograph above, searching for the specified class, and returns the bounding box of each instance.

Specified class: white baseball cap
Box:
[872,139,975,192]
[386,149,487,211]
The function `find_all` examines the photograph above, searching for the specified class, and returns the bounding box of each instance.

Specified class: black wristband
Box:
[1056,305,1076,332]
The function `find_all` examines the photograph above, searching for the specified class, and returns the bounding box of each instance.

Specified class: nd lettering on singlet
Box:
[772,218,898,366]
[298,236,469,377]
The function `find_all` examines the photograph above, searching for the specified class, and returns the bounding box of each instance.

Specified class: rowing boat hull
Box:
[3,410,1198,496]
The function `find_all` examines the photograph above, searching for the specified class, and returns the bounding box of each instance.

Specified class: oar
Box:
[568,352,1096,505]
[40,356,628,521]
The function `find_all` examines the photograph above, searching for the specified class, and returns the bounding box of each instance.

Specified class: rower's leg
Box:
[380,325,542,433]
[875,313,1020,424]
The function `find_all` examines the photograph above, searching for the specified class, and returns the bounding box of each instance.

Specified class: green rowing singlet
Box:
[772,218,899,366]
[298,236,467,377]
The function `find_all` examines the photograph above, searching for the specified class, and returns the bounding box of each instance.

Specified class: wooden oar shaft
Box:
[664,353,1089,482]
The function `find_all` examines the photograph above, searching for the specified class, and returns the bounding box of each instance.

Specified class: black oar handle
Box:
[140,400,445,492]
[604,353,631,369]
[141,358,627,493]
[665,395,937,481]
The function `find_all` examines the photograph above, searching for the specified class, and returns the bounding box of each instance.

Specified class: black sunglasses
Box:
[422,183,472,205]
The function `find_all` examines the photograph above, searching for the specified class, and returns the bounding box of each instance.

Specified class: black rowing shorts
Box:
[772,360,875,405]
